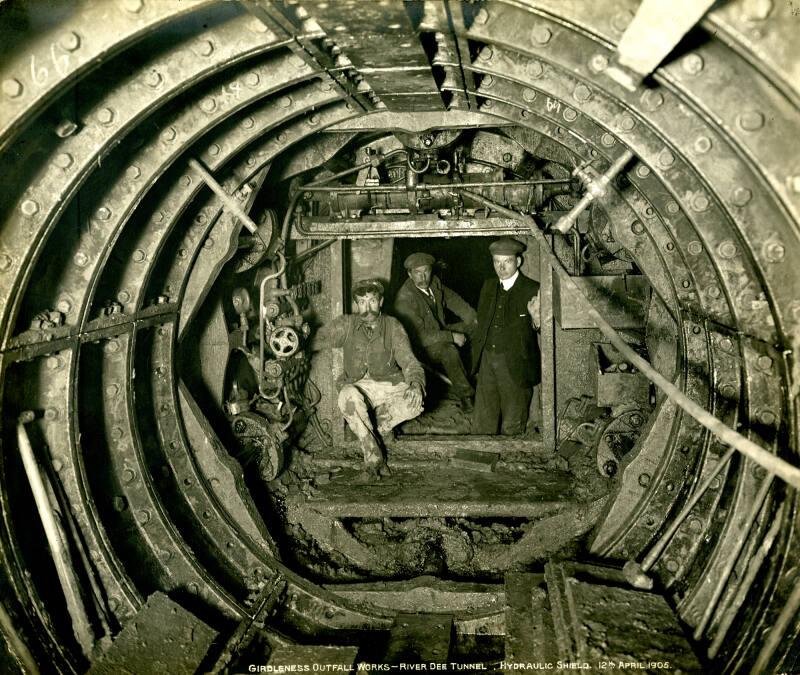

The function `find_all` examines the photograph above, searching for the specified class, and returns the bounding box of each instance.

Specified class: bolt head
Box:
[757,354,773,370]
[531,25,552,45]
[21,199,39,216]
[55,152,74,169]
[682,54,704,75]
[2,78,23,98]
[764,240,785,262]
[0,254,12,272]
[97,107,115,125]
[59,31,81,51]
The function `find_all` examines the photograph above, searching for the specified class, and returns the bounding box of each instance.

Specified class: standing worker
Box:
[394,252,478,412]
[471,238,541,435]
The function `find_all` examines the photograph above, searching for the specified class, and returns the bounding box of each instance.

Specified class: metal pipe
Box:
[16,420,94,660]
[752,574,800,673]
[258,252,286,398]
[457,187,800,490]
[0,600,38,673]
[188,158,259,234]
[551,150,634,234]
[299,178,572,193]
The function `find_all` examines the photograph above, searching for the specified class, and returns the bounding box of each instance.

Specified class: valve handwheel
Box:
[268,326,299,357]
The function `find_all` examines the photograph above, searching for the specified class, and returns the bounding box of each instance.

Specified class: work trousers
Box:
[337,378,423,466]
[424,342,473,399]
[472,351,533,435]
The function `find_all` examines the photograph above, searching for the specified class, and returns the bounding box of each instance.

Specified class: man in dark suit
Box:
[394,252,478,412]
[471,238,541,435]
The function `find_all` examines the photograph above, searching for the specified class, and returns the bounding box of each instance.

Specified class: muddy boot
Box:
[356,465,382,484]
[376,462,392,479]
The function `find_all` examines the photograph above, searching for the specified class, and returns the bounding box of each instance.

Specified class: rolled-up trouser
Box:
[472,351,533,435]
[424,342,474,399]
[337,378,423,466]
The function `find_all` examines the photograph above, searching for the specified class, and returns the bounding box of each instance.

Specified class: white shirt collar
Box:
[500,270,519,291]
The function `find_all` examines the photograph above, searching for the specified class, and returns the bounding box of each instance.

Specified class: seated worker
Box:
[393,252,478,412]
[314,279,425,481]
[471,237,541,435]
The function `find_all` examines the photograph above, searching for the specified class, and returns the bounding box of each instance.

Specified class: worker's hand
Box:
[404,382,423,408]
[527,293,541,330]
[452,332,467,347]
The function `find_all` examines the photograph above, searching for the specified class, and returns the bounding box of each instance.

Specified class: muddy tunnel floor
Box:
[267,435,611,583]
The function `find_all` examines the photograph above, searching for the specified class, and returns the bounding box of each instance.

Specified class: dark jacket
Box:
[393,276,477,355]
[471,272,541,387]
[315,314,425,391]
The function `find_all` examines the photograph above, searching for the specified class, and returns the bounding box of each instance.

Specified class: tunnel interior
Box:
[0,0,798,672]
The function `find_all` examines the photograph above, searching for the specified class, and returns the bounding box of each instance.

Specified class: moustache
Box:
[359,310,379,320]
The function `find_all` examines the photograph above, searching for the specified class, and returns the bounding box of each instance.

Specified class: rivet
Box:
[132,249,146,263]
[46,356,62,370]
[694,136,712,154]
[757,355,773,370]
[246,156,256,167]
[44,408,58,421]
[527,60,544,78]
[601,133,615,147]
[720,383,737,399]
[474,7,489,24]
[97,107,115,125]
[52,458,63,472]
[573,84,592,102]
[691,192,710,212]
[658,150,675,168]
[59,31,81,52]
[0,254,11,272]
[641,90,664,111]
[638,473,651,487]
[759,410,776,426]
[665,242,675,252]
[666,201,680,214]
[682,54,704,75]
[522,88,536,102]
[55,152,74,169]
[194,40,214,57]
[106,339,120,353]
[563,108,577,122]
[680,445,690,454]
[481,74,494,89]
[691,323,701,333]
[117,290,130,303]
[55,120,78,138]
[243,117,255,129]
[718,240,738,259]
[645,206,655,216]
[764,240,785,262]
[612,10,634,32]
[2,79,24,98]
[200,97,216,113]
[137,509,151,525]
[618,115,635,132]
[731,187,752,206]
[635,165,650,178]
[707,285,721,299]
[631,220,644,235]
[209,144,220,156]
[666,481,675,492]
[178,248,187,259]
[687,241,703,255]
[531,25,552,45]
[738,111,765,131]
[73,251,88,267]
[121,0,144,12]
[126,165,141,179]
[96,206,111,221]
[308,113,320,126]
[276,132,286,143]
[122,469,136,484]
[589,54,608,73]
[144,70,162,88]
[203,511,211,520]
[719,337,733,352]
[204,237,214,249]
[161,127,176,143]
[56,297,72,314]
[21,199,39,216]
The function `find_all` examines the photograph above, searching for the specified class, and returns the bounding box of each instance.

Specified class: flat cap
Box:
[489,237,525,255]
[404,252,435,270]
[352,278,385,298]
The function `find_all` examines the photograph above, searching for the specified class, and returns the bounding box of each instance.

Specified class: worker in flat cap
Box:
[393,252,478,412]
[313,278,425,481]
[471,237,541,435]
